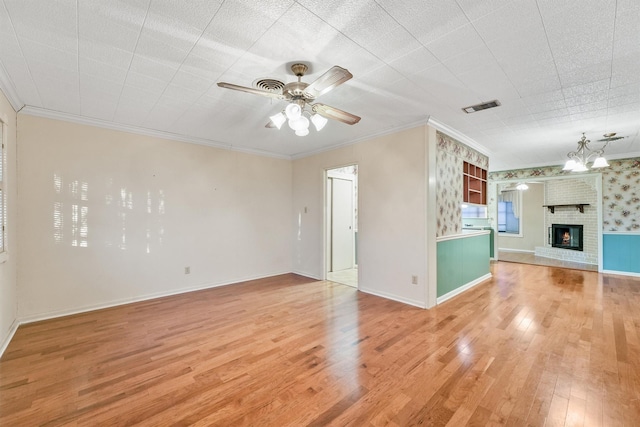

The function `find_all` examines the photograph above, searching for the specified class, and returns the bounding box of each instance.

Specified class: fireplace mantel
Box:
[543,204,590,214]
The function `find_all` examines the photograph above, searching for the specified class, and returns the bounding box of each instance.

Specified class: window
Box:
[497,201,519,234]
[461,204,487,218]
[497,190,522,235]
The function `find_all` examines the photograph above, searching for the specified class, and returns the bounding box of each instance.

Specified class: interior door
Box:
[331,177,354,272]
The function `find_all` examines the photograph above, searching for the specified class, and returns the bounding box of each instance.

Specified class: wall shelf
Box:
[543,204,590,214]
[463,161,487,205]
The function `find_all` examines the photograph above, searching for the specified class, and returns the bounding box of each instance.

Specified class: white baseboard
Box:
[18,271,293,326]
[358,287,426,309]
[498,248,535,254]
[0,318,20,359]
[601,269,640,278]
[436,273,492,305]
[291,270,322,280]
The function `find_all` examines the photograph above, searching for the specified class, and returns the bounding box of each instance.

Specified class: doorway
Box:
[326,165,358,287]
[492,177,602,272]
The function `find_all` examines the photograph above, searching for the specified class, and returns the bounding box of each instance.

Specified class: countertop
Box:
[437,229,491,242]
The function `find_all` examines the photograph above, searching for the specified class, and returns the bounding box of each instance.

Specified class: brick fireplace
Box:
[534,177,598,266]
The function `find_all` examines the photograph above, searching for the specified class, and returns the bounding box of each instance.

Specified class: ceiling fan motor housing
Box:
[284,81,311,99]
[290,63,308,77]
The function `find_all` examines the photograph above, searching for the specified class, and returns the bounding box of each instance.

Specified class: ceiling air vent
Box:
[253,78,285,93]
[462,100,501,113]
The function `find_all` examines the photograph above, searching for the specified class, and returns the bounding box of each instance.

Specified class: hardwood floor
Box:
[1,263,639,426]
[327,267,358,288]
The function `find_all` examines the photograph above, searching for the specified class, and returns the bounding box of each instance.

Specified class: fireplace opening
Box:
[550,224,583,251]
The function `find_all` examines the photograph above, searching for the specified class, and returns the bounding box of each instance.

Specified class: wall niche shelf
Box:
[543,204,590,214]
[463,161,487,205]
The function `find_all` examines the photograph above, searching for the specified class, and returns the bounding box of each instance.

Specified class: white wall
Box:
[0,89,18,354]
[498,183,545,252]
[293,126,432,307]
[17,114,293,321]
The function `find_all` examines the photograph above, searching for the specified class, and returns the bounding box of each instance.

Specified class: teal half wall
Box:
[603,234,640,274]
[437,233,490,299]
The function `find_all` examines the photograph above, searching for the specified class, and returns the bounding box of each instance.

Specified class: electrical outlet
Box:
[185,266,190,274]
[411,275,418,285]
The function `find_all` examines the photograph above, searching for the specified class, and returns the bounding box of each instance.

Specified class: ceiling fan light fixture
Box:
[563,159,577,171]
[218,63,361,137]
[311,113,328,131]
[269,112,286,129]
[288,115,309,131]
[285,103,302,120]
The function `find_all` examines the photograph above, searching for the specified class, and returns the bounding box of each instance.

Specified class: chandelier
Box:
[562,133,610,172]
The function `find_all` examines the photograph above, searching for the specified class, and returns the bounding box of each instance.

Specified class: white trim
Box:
[603,231,640,235]
[595,174,603,272]
[491,152,640,173]
[358,287,426,309]
[0,318,20,359]
[427,116,492,157]
[601,269,640,278]
[292,117,432,160]
[498,232,524,238]
[0,61,23,111]
[436,230,490,242]
[18,271,292,325]
[324,164,358,285]
[292,270,322,280]
[14,106,496,170]
[19,106,291,160]
[498,248,534,254]
[425,125,438,309]
[436,273,492,305]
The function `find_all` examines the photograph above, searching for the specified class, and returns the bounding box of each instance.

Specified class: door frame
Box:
[324,165,358,286]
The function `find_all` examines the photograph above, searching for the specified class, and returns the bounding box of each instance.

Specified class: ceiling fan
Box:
[217,63,361,136]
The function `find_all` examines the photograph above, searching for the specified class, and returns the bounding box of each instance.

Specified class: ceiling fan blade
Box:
[217,82,285,100]
[312,103,361,125]
[265,120,276,128]
[303,66,353,99]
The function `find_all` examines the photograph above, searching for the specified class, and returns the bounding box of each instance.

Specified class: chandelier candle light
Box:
[563,133,611,172]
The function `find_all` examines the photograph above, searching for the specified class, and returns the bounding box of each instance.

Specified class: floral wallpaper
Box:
[436,132,488,237]
[489,158,640,232]
[436,132,489,169]
[602,159,640,231]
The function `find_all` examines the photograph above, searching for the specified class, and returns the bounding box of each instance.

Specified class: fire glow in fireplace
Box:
[550,224,583,251]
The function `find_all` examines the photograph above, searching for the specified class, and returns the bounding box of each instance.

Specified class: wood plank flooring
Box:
[1,262,640,426]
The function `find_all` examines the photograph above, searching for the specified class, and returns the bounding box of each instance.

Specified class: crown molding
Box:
[426,116,492,157]
[291,117,432,160]
[16,104,494,165]
[292,116,491,161]
[19,106,292,160]
[0,61,24,112]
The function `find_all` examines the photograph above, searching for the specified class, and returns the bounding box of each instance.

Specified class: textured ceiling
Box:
[0,0,639,171]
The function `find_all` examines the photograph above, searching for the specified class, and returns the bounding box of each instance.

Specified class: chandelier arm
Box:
[565,132,611,170]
